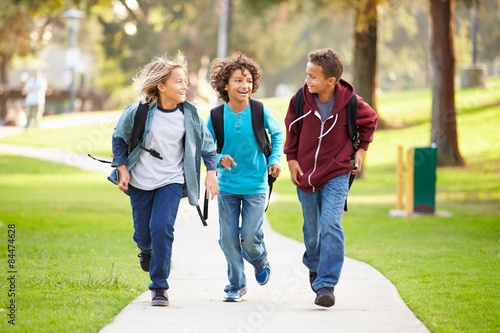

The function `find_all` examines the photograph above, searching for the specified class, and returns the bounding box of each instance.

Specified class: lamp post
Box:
[62,9,84,113]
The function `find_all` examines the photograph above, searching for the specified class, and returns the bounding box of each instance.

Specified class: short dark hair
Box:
[308,48,343,81]
[210,51,262,102]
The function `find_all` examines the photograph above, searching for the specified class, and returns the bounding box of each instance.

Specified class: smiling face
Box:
[224,68,253,106]
[158,67,188,109]
[305,61,337,101]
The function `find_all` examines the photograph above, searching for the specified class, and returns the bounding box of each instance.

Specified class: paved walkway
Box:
[0,118,429,333]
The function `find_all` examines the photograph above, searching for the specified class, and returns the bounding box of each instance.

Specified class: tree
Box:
[352,0,379,119]
[0,0,65,119]
[429,0,465,166]
[93,0,219,102]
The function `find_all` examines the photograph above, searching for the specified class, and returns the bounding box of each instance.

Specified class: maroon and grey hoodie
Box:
[284,79,378,193]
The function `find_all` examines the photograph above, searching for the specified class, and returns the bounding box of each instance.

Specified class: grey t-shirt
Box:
[314,95,335,121]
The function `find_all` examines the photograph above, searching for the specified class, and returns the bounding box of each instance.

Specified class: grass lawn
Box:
[0,156,150,332]
[0,77,499,332]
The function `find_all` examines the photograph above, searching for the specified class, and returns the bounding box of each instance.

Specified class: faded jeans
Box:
[218,191,267,292]
[297,173,349,290]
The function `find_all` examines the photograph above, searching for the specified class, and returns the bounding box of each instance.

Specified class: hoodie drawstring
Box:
[318,114,338,139]
[288,110,312,132]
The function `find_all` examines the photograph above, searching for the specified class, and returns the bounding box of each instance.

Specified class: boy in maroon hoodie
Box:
[284,48,377,307]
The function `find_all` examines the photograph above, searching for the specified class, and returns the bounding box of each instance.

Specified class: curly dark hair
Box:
[308,48,343,81]
[210,51,262,102]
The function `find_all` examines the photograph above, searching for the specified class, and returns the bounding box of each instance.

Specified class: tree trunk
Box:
[353,0,388,128]
[0,52,11,120]
[0,52,10,85]
[429,0,464,166]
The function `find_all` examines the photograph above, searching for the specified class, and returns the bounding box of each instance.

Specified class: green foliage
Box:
[0,156,149,332]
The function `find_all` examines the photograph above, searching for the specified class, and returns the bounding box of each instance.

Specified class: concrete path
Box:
[0,119,430,333]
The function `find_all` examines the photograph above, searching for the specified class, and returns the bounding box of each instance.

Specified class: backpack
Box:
[293,87,359,211]
[90,102,209,226]
[210,99,276,211]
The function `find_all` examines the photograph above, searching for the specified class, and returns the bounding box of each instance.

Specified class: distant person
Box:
[284,48,377,307]
[23,70,47,129]
[207,52,283,302]
[109,52,219,307]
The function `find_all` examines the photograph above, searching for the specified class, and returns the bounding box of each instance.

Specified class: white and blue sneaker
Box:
[223,287,247,302]
[255,258,271,285]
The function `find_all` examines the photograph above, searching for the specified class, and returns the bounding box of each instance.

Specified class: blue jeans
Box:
[129,183,183,290]
[297,173,349,290]
[218,191,267,292]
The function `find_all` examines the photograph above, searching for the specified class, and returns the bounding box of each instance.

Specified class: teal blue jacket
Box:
[108,101,216,206]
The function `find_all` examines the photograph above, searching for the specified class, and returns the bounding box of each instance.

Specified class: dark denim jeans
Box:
[297,173,349,290]
[218,191,267,292]
[129,183,183,290]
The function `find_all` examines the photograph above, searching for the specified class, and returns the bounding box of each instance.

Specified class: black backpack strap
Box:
[344,94,359,212]
[250,99,271,157]
[346,94,359,157]
[210,104,225,153]
[293,87,305,133]
[130,102,150,153]
[249,99,276,211]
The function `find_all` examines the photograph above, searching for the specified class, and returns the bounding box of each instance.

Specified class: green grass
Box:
[1,77,499,332]
[0,156,150,332]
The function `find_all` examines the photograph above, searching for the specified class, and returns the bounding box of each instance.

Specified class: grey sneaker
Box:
[151,288,169,306]
[314,287,335,308]
[138,252,152,272]
[223,287,247,302]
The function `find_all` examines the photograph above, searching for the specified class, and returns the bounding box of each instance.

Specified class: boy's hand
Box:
[268,164,281,178]
[205,170,219,200]
[116,165,130,192]
[220,155,237,170]
[287,159,303,186]
[352,148,366,175]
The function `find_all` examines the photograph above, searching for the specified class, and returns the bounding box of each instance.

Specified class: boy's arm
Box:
[263,105,283,168]
[355,96,378,151]
[199,120,218,172]
[205,114,225,167]
[199,118,219,199]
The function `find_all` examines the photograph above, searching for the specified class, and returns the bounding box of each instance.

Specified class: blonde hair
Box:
[133,52,188,105]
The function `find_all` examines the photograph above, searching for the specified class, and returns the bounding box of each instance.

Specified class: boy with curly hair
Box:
[285,48,377,307]
[207,52,283,302]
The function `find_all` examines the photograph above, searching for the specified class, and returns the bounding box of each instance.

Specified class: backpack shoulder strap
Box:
[210,104,225,154]
[130,102,149,153]
[249,99,275,212]
[250,99,271,157]
[346,94,359,147]
[344,94,359,212]
[294,87,305,133]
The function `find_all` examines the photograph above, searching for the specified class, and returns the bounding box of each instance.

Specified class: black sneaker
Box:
[138,252,151,272]
[151,288,169,306]
[314,287,335,308]
[309,271,317,292]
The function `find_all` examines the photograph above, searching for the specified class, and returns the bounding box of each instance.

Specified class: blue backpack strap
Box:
[130,102,149,153]
[210,104,225,153]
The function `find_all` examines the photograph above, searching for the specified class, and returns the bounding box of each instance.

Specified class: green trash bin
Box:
[413,145,437,213]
